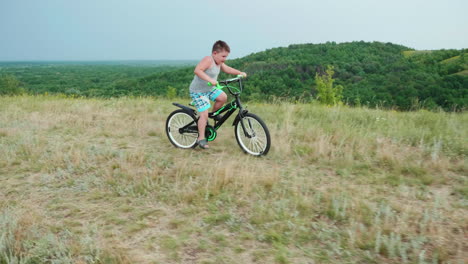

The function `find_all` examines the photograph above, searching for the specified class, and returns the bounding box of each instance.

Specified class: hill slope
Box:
[1,96,467,263]
[1,42,466,110]
[139,42,467,110]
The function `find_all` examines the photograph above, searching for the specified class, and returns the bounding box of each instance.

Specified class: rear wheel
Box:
[235,113,270,156]
[166,110,198,148]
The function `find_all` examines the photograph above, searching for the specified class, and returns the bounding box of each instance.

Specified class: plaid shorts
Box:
[190,88,223,112]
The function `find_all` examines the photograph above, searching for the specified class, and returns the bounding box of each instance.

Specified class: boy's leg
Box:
[197,110,209,147]
[190,92,211,148]
[212,91,227,112]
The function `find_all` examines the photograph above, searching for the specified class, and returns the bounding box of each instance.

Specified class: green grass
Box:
[440,55,461,64]
[455,69,468,76]
[1,95,467,263]
[402,50,433,57]
[403,51,468,75]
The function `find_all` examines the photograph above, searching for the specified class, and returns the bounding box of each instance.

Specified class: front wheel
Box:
[166,110,198,148]
[235,113,271,156]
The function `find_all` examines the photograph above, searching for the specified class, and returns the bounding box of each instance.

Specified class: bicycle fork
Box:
[236,110,255,139]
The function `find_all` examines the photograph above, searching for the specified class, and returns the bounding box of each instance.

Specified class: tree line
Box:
[1,41,466,110]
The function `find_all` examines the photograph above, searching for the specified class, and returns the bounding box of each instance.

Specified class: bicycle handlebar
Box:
[207,75,244,87]
[207,75,244,95]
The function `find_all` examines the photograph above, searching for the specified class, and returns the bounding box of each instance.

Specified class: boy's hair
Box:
[212,40,230,53]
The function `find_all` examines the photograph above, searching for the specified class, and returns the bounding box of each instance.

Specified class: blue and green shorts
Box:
[190,88,223,112]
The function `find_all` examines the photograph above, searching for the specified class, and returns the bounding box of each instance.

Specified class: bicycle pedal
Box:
[209,113,222,121]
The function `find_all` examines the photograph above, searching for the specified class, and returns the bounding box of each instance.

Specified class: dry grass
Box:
[1,95,467,263]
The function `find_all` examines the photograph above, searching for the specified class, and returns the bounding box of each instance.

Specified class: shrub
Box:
[0,74,25,95]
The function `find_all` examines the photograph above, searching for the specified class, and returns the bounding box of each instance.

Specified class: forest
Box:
[1,41,466,110]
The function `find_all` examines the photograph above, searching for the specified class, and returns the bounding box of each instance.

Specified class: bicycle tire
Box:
[234,113,271,156]
[166,109,198,149]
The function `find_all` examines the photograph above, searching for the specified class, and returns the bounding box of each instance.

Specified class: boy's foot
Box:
[197,138,209,149]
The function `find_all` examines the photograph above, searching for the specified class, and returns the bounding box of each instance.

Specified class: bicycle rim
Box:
[166,110,198,148]
[235,113,270,156]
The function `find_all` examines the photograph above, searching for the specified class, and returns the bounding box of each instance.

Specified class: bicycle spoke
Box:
[253,137,264,152]
[235,114,270,156]
[166,111,198,148]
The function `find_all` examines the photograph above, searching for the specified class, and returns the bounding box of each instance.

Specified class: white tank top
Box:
[189,56,220,93]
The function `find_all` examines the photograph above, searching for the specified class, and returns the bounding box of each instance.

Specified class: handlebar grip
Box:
[207,82,223,89]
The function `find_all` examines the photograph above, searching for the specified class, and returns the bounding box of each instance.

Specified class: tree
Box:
[166,86,177,99]
[315,65,344,105]
[0,74,25,95]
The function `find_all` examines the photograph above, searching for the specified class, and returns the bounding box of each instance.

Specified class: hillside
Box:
[139,42,467,110]
[1,96,467,263]
[1,42,467,110]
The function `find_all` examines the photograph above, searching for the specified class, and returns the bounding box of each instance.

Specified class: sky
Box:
[0,0,467,61]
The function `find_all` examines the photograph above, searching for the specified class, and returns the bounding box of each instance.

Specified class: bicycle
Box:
[165,75,271,156]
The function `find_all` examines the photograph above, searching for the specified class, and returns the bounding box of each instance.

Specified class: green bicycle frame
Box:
[208,78,252,140]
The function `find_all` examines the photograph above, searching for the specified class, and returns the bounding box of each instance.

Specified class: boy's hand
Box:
[240,72,247,78]
[207,79,218,86]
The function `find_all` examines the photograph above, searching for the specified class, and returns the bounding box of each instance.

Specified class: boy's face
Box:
[212,50,229,65]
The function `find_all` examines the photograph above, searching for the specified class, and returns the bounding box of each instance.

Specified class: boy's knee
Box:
[199,110,209,118]
[217,92,227,103]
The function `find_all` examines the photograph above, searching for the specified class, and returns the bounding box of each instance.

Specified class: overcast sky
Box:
[1,0,467,61]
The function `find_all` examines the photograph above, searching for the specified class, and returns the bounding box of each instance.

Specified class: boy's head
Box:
[212,40,230,65]
[212,40,230,53]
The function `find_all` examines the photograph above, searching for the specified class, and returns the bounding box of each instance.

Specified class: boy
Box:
[189,40,247,149]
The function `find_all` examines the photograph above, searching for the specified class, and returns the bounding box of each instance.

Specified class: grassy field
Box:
[0,95,466,264]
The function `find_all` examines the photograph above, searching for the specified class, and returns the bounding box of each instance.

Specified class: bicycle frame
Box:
[211,95,245,129]
[167,75,270,155]
[209,79,254,139]
[174,76,252,137]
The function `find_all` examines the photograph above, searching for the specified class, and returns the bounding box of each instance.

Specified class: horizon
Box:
[0,41,466,63]
[1,0,467,61]
[0,59,198,62]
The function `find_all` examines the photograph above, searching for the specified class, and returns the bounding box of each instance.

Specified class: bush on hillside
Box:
[0,75,25,95]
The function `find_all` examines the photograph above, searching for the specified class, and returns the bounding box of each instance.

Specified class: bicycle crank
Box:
[205,125,217,141]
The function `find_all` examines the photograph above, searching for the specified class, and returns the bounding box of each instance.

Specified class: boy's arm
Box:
[194,56,218,85]
[221,64,247,77]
